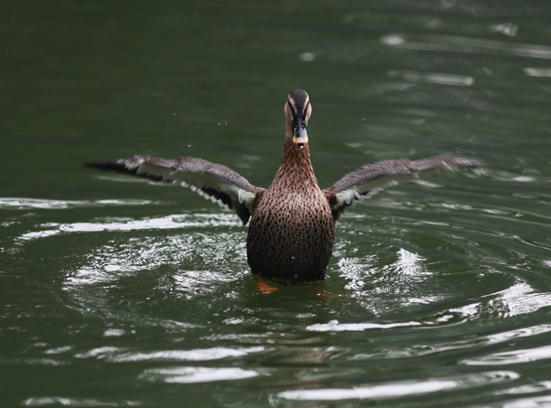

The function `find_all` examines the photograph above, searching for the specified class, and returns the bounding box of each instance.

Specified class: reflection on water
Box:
[388,70,474,86]
[0,197,158,210]
[23,397,144,407]
[524,68,551,77]
[139,366,262,384]
[381,33,551,60]
[307,319,422,332]
[464,345,551,366]
[490,282,551,318]
[348,323,551,361]
[18,213,240,242]
[110,347,264,363]
[278,371,518,402]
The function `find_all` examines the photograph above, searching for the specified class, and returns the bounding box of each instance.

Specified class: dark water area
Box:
[2,1,551,407]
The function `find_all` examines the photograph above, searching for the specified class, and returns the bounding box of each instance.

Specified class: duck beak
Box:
[292,117,309,146]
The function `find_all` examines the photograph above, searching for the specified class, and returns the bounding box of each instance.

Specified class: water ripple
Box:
[139,366,263,384]
[0,197,158,210]
[17,213,240,242]
[349,324,551,361]
[109,347,264,362]
[381,33,551,59]
[23,397,145,407]
[278,371,518,401]
[388,70,474,86]
[464,345,551,366]
[307,319,422,332]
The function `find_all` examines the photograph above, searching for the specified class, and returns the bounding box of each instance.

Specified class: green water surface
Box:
[2,1,551,407]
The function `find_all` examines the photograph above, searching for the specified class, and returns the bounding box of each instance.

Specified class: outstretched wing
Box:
[324,156,484,221]
[86,155,264,225]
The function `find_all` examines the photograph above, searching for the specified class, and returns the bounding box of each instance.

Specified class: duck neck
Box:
[272,130,320,193]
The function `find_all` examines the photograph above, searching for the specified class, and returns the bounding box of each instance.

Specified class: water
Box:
[2,1,551,407]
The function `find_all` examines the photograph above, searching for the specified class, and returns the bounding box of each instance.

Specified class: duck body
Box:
[247,138,335,284]
[86,89,484,285]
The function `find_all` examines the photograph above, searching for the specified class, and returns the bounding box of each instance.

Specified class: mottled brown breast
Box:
[246,187,335,284]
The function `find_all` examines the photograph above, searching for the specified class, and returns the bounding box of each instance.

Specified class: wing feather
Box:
[324,156,485,221]
[85,155,263,224]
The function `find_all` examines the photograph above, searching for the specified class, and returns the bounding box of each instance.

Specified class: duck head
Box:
[284,89,312,147]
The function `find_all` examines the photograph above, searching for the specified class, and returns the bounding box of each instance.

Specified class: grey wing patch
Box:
[85,155,262,225]
[324,156,485,221]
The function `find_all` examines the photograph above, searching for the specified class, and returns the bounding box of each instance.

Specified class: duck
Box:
[86,89,483,285]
